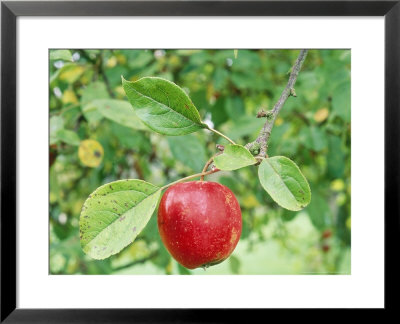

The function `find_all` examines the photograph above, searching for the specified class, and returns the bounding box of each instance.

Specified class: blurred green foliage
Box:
[49,49,351,275]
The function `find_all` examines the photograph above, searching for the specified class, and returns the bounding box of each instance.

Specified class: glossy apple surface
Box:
[158,181,242,269]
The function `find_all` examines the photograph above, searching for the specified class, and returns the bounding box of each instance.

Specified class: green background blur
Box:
[49,49,351,275]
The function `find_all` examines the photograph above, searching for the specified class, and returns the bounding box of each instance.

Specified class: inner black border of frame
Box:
[1,1,399,322]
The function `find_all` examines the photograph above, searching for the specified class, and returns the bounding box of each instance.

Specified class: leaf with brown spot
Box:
[79,179,161,260]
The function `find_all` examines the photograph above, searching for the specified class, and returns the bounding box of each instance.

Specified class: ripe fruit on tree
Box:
[158,181,242,269]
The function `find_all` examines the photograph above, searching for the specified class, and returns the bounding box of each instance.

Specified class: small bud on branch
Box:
[216,144,225,152]
[257,110,267,118]
[245,50,308,158]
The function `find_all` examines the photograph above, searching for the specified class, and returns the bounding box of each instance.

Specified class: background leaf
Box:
[50,116,64,144]
[332,81,351,122]
[258,156,311,211]
[307,189,332,230]
[58,63,85,83]
[78,139,104,168]
[81,81,110,125]
[56,129,81,146]
[167,134,207,172]
[122,77,207,135]
[80,180,161,259]
[214,144,257,171]
[50,50,73,62]
[87,99,147,130]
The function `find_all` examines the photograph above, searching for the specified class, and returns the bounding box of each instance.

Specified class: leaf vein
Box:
[128,86,202,127]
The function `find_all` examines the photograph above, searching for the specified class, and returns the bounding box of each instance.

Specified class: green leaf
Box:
[87,99,147,130]
[50,50,73,62]
[50,116,64,144]
[307,189,332,230]
[258,156,311,211]
[110,122,151,152]
[214,144,257,171]
[332,81,351,122]
[126,50,153,69]
[167,134,207,172]
[327,135,345,178]
[56,129,80,146]
[80,180,161,260]
[210,98,229,127]
[225,96,245,119]
[225,115,265,140]
[81,81,110,106]
[301,126,328,152]
[122,76,207,135]
[213,68,229,91]
[81,81,110,125]
[281,209,298,222]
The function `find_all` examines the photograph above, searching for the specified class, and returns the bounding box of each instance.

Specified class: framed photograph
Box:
[1,0,398,321]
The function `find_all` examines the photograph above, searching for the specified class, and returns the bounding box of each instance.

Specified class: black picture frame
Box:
[1,0,399,322]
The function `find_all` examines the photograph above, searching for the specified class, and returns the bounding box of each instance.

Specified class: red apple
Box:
[158,181,242,269]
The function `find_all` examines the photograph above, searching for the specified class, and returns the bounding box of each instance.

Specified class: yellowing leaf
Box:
[242,194,259,208]
[115,86,125,97]
[59,64,85,83]
[330,179,345,192]
[62,89,78,104]
[73,200,85,215]
[116,54,127,64]
[314,108,329,123]
[78,139,104,167]
[346,217,351,229]
[336,193,346,206]
[106,56,118,68]
[206,83,214,101]
[49,192,57,204]
[169,55,180,67]
[234,50,238,59]
[275,117,284,126]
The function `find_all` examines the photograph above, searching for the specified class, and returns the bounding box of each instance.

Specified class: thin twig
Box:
[100,50,115,98]
[200,155,218,181]
[208,127,236,145]
[245,49,308,157]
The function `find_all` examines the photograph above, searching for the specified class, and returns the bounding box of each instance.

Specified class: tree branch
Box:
[99,50,115,98]
[245,49,308,158]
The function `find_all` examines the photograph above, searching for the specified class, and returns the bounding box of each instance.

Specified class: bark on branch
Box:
[245,49,308,158]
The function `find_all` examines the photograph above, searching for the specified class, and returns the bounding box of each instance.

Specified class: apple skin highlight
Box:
[158,181,242,269]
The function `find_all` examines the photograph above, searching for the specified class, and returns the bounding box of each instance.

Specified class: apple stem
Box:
[200,156,216,181]
[207,127,236,145]
[160,169,219,191]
